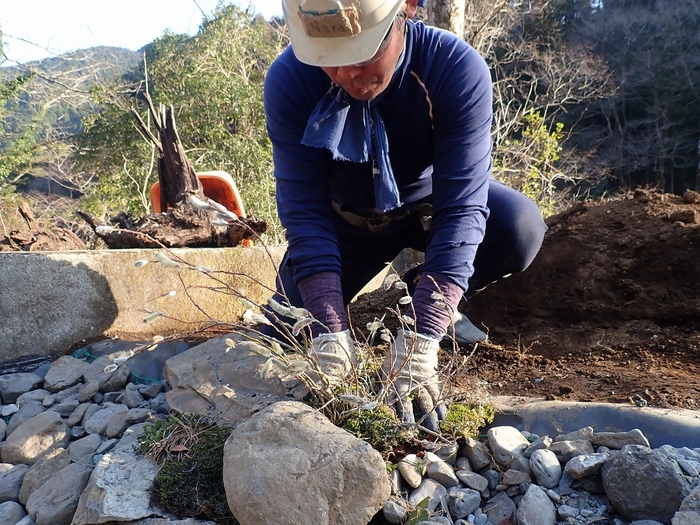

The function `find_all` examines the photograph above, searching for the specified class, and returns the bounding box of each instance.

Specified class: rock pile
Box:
[381,425,700,525]
[1,339,700,525]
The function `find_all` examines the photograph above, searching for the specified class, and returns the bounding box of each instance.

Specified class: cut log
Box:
[0,203,87,252]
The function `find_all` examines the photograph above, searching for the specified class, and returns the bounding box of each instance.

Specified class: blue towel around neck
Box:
[301,85,403,213]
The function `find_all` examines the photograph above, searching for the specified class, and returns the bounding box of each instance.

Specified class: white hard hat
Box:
[282,0,406,67]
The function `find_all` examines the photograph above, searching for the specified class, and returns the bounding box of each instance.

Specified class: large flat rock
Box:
[0,246,283,362]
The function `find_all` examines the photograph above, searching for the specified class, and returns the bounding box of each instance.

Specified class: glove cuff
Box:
[313,329,353,347]
[396,330,440,355]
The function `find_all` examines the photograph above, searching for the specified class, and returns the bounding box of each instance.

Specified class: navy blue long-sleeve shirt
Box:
[264,20,492,293]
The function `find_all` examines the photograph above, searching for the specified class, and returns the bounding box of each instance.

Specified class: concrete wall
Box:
[0,247,284,362]
[0,246,424,363]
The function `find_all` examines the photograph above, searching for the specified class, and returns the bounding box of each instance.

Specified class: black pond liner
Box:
[490,396,700,448]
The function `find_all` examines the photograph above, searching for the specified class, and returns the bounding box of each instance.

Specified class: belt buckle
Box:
[366,215,392,233]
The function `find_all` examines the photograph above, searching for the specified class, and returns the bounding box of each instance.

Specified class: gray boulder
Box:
[516,484,556,525]
[223,401,390,525]
[26,462,93,525]
[0,500,27,525]
[602,445,694,524]
[0,373,43,404]
[71,447,159,525]
[18,448,71,505]
[2,411,70,465]
[43,356,88,393]
[0,463,29,503]
[164,335,288,424]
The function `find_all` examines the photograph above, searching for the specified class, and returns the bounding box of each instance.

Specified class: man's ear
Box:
[405,0,419,18]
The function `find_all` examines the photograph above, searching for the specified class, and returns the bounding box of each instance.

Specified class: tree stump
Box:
[78,94,266,248]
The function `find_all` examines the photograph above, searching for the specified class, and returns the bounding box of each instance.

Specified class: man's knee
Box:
[510,198,547,272]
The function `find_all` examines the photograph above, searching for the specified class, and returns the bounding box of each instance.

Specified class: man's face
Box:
[321,17,405,101]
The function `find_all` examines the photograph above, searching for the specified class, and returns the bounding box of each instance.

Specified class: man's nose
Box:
[335,65,364,82]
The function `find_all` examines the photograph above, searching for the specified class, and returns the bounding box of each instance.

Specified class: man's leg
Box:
[468,179,547,297]
[450,179,546,344]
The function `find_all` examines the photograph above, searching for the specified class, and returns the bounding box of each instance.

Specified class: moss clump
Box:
[439,402,495,440]
[149,423,238,525]
[343,406,409,453]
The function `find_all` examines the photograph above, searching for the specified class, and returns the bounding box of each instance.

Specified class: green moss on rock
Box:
[151,425,238,525]
[439,402,495,440]
[343,406,409,453]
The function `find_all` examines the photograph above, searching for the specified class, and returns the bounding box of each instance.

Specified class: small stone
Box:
[41,396,55,408]
[548,439,595,463]
[482,469,501,489]
[67,403,91,427]
[591,428,650,449]
[83,404,129,435]
[122,383,145,408]
[501,468,531,486]
[530,448,562,488]
[448,488,481,519]
[546,488,560,503]
[461,437,492,471]
[564,452,608,479]
[102,391,123,404]
[408,478,448,512]
[53,397,80,418]
[434,444,459,465]
[557,504,579,518]
[398,454,424,489]
[0,373,44,404]
[71,426,87,439]
[683,189,700,204]
[555,427,594,443]
[524,435,552,457]
[95,438,118,455]
[487,426,530,466]
[454,456,471,471]
[425,452,460,487]
[43,356,89,393]
[100,365,131,393]
[455,470,489,492]
[383,499,407,524]
[1,404,19,417]
[67,434,102,462]
[77,380,100,403]
[137,382,164,399]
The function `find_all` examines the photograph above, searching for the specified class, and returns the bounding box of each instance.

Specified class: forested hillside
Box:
[1,46,140,141]
[0,0,698,245]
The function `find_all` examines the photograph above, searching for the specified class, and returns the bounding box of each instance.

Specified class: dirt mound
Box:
[351,189,700,410]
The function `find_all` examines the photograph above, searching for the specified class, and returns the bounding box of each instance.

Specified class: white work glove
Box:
[308,329,357,386]
[381,330,446,431]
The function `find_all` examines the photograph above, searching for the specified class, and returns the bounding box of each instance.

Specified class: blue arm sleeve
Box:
[420,42,492,292]
[264,51,343,283]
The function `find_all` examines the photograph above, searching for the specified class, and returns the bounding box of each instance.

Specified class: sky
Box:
[0,0,284,65]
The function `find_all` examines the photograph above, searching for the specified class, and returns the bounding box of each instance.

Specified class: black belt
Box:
[332,200,432,233]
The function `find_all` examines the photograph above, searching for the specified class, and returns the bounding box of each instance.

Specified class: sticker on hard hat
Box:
[298,5,362,38]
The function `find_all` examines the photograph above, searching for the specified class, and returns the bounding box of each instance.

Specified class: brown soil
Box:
[350,189,700,411]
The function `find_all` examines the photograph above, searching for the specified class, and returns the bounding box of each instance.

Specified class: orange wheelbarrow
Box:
[150,170,251,246]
